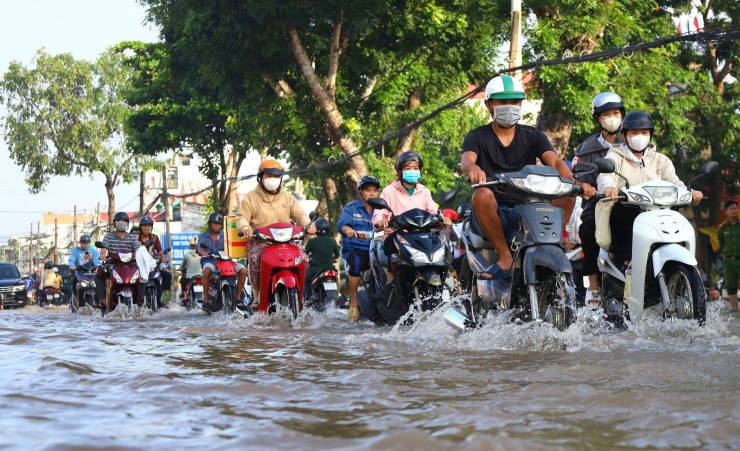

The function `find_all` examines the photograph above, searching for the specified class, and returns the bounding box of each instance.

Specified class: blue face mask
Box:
[402,170,421,184]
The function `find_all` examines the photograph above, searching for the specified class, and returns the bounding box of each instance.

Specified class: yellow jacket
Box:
[236,185,310,233]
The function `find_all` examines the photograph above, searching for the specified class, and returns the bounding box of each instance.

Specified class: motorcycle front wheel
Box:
[665,263,706,325]
[221,286,235,314]
[275,285,299,319]
[536,270,577,332]
[145,286,158,313]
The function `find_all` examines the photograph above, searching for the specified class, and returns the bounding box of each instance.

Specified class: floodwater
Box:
[2,299,740,450]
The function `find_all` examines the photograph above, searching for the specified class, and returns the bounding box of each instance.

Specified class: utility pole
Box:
[162,167,174,297]
[54,219,58,265]
[36,221,40,272]
[94,202,101,241]
[29,223,33,273]
[140,170,145,217]
[509,0,522,80]
[73,205,77,243]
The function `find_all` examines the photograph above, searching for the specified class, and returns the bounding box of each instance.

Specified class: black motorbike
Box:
[305,263,339,312]
[72,261,98,312]
[141,248,170,313]
[445,164,595,332]
[359,190,457,325]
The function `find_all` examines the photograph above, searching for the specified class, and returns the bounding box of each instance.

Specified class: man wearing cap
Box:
[236,159,316,305]
[69,234,101,304]
[461,75,594,280]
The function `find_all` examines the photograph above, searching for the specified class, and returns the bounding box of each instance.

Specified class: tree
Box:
[0,50,141,226]
[139,0,506,218]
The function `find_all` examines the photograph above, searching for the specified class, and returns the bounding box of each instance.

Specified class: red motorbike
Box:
[184,275,203,311]
[247,216,316,319]
[96,241,144,314]
[196,248,240,315]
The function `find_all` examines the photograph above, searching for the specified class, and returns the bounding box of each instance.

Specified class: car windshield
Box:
[0,264,20,279]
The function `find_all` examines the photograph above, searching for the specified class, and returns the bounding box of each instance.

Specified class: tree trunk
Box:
[285,27,368,185]
[317,177,339,222]
[105,175,115,232]
[536,109,573,159]
[221,146,246,216]
[395,87,422,157]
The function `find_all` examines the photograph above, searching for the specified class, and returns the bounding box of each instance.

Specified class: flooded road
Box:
[2,301,740,449]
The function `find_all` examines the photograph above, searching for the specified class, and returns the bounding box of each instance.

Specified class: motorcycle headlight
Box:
[629,192,650,202]
[119,252,132,263]
[269,227,294,243]
[130,271,140,283]
[111,269,123,284]
[510,174,573,196]
[257,232,271,240]
[408,247,431,264]
[679,192,692,203]
[643,186,678,205]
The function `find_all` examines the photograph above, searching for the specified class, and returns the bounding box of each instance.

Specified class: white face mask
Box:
[262,177,281,192]
[627,134,650,152]
[492,104,521,128]
[600,116,622,133]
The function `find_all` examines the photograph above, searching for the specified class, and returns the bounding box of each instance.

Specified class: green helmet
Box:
[484,75,525,100]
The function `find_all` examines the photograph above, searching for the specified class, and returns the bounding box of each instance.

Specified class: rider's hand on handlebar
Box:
[241,227,253,240]
[442,216,452,227]
[306,224,317,235]
[342,226,357,238]
[580,182,596,199]
[691,189,703,204]
[468,165,487,185]
[375,218,389,230]
[604,188,620,201]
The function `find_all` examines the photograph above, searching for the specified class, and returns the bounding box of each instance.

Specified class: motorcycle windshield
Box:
[390,208,440,231]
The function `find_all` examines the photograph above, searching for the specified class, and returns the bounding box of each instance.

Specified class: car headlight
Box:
[643,186,678,205]
[130,271,140,283]
[111,269,123,283]
[679,192,692,203]
[12,285,25,293]
[269,227,294,243]
[510,174,573,196]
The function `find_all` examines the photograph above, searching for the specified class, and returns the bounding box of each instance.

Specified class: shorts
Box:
[345,249,370,277]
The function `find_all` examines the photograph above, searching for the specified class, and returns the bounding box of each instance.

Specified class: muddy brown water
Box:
[2,301,739,449]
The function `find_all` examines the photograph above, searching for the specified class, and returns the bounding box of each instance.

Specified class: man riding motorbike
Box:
[96,212,141,310]
[338,175,380,322]
[372,151,453,301]
[303,218,341,300]
[198,212,249,311]
[39,262,58,301]
[460,75,594,280]
[574,92,626,309]
[137,216,171,305]
[235,159,315,306]
[68,234,100,303]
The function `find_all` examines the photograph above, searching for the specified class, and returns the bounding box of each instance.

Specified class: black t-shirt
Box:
[462,123,553,206]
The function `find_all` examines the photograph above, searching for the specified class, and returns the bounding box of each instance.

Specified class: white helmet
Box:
[52,267,58,273]
[484,75,525,100]
[591,92,624,116]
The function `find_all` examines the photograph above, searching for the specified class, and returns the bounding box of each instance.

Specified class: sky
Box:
[0,0,160,243]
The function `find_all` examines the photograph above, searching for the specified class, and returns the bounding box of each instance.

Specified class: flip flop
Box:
[479,264,511,281]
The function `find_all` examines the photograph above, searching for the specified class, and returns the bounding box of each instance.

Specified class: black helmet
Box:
[357,175,380,191]
[208,212,224,225]
[456,203,472,220]
[80,234,91,243]
[314,218,331,235]
[44,262,52,270]
[139,216,154,226]
[591,92,625,117]
[395,151,424,171]
[113,212,129,223]
[621,111,654,138]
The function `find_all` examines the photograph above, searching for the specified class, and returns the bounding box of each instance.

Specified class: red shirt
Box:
[138,233,163,256]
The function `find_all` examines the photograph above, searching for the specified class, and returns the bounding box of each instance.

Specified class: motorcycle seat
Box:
[465,215,493,250]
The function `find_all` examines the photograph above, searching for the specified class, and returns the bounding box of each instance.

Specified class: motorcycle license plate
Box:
[193,286,203,293]
[46,294,54,300]
[54,294,60,299]
[323,282,337,291]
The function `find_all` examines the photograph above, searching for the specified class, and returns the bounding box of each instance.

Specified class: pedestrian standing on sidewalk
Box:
[719,200,740,312]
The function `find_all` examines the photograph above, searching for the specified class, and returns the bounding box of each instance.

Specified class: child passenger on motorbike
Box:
[372,151,452,301]
[303,218,341,299]
[137,216,172,305]
[597,112,703,254]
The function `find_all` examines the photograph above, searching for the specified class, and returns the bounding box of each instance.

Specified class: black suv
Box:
[0,262,27,308]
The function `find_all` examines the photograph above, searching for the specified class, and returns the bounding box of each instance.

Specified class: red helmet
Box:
[442,208,458,221]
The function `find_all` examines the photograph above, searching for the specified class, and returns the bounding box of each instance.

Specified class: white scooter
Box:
[594,158,718,325]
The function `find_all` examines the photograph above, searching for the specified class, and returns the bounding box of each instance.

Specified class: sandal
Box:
[348,307,360,322]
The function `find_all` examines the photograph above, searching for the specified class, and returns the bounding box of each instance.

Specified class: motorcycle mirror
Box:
[572,162,597,175]
[698,161,719,176]
[199,242,209,249]
[309,211,318,221]
[162,248,171,253]
[438,190,458,209]
[594,158,616,174]
[95,241,106,249]
[143,239,154,248]
[367,197,392,212]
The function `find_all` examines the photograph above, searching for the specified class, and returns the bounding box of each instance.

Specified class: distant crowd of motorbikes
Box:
[25,158,720,332]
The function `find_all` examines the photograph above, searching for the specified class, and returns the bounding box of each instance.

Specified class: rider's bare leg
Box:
[236,268,248,302]
[202,267,212,304]
[472,189,512,272]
